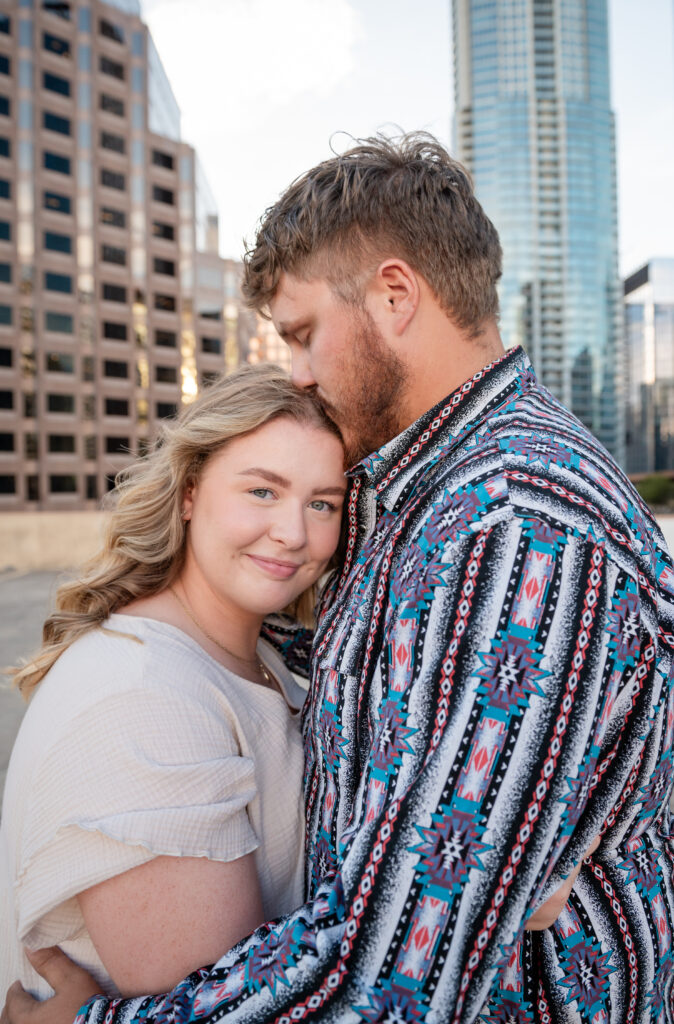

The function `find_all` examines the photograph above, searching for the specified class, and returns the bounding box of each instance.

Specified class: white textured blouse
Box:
[0,616,306,1001]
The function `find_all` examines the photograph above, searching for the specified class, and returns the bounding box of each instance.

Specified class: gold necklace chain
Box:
[169,586,277,690]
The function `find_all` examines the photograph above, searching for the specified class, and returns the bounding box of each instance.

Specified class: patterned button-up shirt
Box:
[82,347,674,1024]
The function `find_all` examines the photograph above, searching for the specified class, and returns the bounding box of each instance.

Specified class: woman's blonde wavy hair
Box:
[12,363,343,698]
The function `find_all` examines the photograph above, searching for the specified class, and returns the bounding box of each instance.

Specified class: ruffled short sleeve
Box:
[15,674,259,948]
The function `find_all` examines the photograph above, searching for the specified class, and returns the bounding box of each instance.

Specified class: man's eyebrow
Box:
[276,319,307,340]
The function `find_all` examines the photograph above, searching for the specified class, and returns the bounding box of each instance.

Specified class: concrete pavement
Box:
[0,570,63,812]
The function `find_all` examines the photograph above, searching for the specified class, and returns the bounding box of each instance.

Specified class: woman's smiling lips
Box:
[246,554,303,579]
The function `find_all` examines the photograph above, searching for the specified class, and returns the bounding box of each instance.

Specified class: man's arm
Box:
[11,517,654,1024]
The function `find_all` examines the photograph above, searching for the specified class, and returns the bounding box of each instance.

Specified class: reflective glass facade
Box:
[624,259,674,473]
[453,0,623,461]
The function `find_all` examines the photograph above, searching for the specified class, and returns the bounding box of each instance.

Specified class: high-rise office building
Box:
[624,258,674,474]
[0,0,253,510]
[452,0,623,461]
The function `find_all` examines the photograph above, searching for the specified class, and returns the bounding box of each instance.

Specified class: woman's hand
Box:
[0,947,101,1024]
[525,835,601,931]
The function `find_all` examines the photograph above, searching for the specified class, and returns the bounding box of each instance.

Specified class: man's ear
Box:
[370,259,420,335]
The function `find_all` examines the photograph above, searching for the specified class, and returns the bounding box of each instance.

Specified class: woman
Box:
[0,363,346,1001]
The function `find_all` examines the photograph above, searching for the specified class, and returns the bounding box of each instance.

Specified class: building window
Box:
[44,230,72,253]
[85,474,97,499]
[155,365,177,384]
[43,2,71,20]
[103,320,127,341]
[50,474,77,493]
[152,220,174,241]
[100,168,125,191]
[103,359,128,378]
[44,190,70,213]
[43,71,71,96]
[83,395,95,419]
[154,293,176,312]
[0,304,12,325]
[0,263,11,284]
[156,402,178,419]
[106,436,129,454]
[0,56,10,77]
[198,303,222,321]
[46,352,74,373]
[100,130,124,153]
[99,18,124,44]
[0,431,14,451]
[0,97,8,118]
[102,243,126,266]
[151,148,174,170]
[100,206,125,228]
[0,388,12,408]
[25,433,38,459]
[82,355,94,381]
[44,271,72,293]
[26,475,39,501]
[0,138,9,158]
[43,110,71,135]
[48,433,75,453]
[100,93,124,117]
[45,311,73,332]
[153,257,175,277]
[44,151,71,175]
[152,184,174,205]
[105,397,128,416]
[0,221,10,241]
[84,435,96,459]
[47,393,75,413]
[43,31,70,57]
[0,474,16,494]
[0,179,8,199]
[0,16,9,34]
[201,336,222,355]
[155,329,177,347]
[24,393,36,417]
[0,346,11,365]
[102,282,127,303]
[99,55,124,80]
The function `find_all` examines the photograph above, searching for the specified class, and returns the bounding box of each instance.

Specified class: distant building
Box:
[0,0,272,511]
[452,0,623,462]
[624,259,674,474]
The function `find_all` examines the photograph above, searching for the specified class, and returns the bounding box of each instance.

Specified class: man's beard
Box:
[316,308,410,467]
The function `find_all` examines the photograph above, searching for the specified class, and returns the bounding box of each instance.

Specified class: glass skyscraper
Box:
[452,0,623,462]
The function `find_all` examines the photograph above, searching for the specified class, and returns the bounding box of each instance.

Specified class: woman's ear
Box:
[181,480,195,521]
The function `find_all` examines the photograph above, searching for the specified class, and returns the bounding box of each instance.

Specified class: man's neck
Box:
[398,318,505,429]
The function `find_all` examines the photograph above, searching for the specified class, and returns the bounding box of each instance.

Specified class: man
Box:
[5,133,674,1023]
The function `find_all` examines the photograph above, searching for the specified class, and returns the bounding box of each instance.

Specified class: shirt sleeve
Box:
[77,515,664,1024]
[16,680,258,949]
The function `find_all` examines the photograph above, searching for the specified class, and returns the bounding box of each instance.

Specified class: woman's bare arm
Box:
[78,851,264,995]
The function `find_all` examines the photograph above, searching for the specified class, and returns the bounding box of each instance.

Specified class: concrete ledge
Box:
[0,512,105,573]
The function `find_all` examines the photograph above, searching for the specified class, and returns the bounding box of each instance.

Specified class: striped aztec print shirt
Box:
[80,346,674,1024]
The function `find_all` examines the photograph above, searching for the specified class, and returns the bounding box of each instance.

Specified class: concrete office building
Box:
[0,0,247,510]
[452,0,623,462]
[624,259,674,474]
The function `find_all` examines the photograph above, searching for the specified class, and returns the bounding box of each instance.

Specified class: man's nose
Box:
[290,346,316,389]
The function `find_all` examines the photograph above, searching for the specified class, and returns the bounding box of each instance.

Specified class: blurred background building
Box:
[624,258,674,475]
[452,0,623,463]
[0,0,285,511]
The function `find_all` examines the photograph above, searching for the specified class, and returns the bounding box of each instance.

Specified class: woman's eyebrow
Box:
[238,468,290,487]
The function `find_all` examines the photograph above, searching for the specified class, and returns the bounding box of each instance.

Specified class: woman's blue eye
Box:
[251,488,274,499]
[310,499,337,513]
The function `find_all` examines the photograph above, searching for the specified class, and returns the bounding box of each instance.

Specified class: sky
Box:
[142,0,674,277]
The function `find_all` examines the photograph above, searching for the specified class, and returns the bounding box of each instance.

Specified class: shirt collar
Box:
[348,345,535,508]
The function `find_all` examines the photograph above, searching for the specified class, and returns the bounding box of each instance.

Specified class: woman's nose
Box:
[268,505,307,549]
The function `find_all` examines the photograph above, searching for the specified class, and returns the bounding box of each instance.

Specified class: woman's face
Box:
[181,416,346,625]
